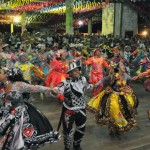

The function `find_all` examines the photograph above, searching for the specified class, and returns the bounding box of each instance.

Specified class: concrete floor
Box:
[32,83,150,150]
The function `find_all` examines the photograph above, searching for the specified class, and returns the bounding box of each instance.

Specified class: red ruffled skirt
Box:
[89,71,103,96]
[45,71,69,100]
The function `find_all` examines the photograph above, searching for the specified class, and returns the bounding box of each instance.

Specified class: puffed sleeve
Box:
[14,82,52,93]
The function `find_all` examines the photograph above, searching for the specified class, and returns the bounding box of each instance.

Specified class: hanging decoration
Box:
[13,0,65,12]
[25,1,108,26]
[0,0,65,11]
[1,0,148,27]
[0,0,33,10]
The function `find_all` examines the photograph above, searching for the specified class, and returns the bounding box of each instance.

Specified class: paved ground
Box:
[32,82,150,150]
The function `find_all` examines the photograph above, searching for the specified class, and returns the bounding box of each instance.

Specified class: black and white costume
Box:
[0,82,60,150]
[55,76,93,149]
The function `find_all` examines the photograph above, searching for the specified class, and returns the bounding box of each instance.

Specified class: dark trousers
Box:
[62,109,86,149]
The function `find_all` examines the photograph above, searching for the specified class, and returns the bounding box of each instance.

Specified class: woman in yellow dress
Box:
[87,62,138,135]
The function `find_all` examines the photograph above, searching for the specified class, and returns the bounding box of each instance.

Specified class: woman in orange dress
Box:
[83,49,110,96]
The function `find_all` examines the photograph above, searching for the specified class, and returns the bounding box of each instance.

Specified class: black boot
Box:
[108,126,114,136]
[73,144,82,150]
[64,147,70,150]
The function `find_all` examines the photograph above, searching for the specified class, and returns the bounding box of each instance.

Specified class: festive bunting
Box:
[0,0,149,28]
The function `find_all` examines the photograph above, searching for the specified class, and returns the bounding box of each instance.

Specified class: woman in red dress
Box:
[83,49,110,96]
[45,49,82,100]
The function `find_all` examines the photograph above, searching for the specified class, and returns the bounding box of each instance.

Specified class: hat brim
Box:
[67,66,81,73]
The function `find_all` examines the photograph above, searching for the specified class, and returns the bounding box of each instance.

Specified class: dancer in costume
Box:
[45,50,69,88]
[45,49,83,101]
[133,67,150,92]
[83,48,110,96]
[32,55,50,80]
[51,62,93,150]
[137,53,150,74]
[87,62,138,135]
[133,69,150,119]
[0,67,60,150]
[31,55,50,100]
[15,53,44,83]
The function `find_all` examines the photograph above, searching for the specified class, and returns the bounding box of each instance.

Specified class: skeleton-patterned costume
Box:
[0,82,60,150]
[55,76,93,149]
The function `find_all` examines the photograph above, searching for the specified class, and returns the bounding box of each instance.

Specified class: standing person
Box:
[87,62,138,136]
[83,48,110,96]
[51,62,93,150]
[0,67,60,150]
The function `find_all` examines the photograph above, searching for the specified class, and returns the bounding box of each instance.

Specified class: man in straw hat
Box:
[51,62,93,150]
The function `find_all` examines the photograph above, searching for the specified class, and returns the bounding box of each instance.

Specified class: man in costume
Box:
[51,62,93,150]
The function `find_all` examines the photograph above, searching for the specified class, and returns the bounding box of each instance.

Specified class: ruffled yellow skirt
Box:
[87,86,138,132]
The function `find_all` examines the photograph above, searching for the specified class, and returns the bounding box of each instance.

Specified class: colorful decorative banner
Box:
[1,0,147,27]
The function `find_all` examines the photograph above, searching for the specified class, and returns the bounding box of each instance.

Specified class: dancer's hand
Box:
[50,88,59,96]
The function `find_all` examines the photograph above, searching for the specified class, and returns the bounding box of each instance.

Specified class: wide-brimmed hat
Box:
[67,62,81,73]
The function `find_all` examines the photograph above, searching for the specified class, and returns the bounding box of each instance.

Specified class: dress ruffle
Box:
[87,86,138,133]
[0,102,60,150]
